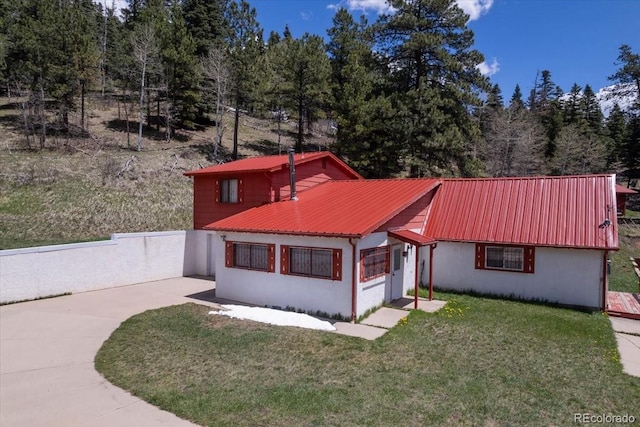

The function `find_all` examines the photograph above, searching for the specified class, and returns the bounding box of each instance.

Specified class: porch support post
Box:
[429,243,436,301]
[414,245,419,310]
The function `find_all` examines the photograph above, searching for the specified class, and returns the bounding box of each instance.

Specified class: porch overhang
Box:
[388,228,438,309]
[388,228,436,247]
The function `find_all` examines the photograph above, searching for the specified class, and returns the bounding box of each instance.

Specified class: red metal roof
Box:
[388,228,436,246]
[424,175,618,250]
[616,184,637,194]
[184,151,363,178]
[205,179,441,237]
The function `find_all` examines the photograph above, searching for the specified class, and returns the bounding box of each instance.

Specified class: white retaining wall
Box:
[421,242,604,309]
[0,230,213,303]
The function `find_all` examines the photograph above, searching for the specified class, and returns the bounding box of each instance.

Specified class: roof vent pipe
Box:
[288,148,298,201]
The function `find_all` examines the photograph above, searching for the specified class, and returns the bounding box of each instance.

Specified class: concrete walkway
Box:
[609,316,640,377]
[0,277,219,427]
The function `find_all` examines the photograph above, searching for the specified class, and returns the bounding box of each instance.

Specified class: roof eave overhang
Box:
[432,238,618,251]
[203,226,362,239]
[388,229,437,247]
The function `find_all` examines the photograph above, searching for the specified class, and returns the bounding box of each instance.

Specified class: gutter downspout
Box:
[349,238,357,323]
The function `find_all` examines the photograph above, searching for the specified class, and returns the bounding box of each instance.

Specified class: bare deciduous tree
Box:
[131,24,159,152]
[202,48,230,159]
[483,106,545,176]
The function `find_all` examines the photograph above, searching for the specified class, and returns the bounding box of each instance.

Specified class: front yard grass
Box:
[95,294,640,426]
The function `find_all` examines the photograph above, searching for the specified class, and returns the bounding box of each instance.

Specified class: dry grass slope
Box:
[0,95,335,249]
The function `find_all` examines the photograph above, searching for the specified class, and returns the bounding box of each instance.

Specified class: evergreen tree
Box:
[183,0,228,58]
[163,1,201,131]
[608,44,640,112]
[581,84,604,133]
[563,83,582,125]
[529,70,563,157]
[510,85,525,110]
[279,33,331,152]
[605,104,628,169]
[225,0,262,159]
[375,0,489,176]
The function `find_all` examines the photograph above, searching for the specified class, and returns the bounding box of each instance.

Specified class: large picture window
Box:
[220,179,238,203]
[475,243,535,273]
[360,246,390,282]
[225,241,275,272]
[281,245,342,281]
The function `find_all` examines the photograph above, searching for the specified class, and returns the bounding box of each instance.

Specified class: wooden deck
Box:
[607,291,640,320]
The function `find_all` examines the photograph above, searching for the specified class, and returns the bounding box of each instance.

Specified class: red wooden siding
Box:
[192,173,271,229]
[271,158,358,201]
[375,190,436,232]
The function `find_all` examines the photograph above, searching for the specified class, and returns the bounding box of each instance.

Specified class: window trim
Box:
[215,178,244,204]
[475,243,535,274]
[360,246,390,282]
[281,245,342,281]
[225,241,275,272]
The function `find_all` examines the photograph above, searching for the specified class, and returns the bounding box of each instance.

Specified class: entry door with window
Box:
[391,245,404,301]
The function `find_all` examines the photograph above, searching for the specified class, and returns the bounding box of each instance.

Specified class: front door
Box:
[391,245,404,301]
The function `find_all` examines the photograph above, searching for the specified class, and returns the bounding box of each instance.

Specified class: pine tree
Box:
[529,70,563,157]
[608,44,640,112]
[163,1,201,131]
[509,85,525,110]
[375,0,489,176]
[225,0,262,159]
[183,0,228,58]
[605,104,628,169]
[279,33,330,153]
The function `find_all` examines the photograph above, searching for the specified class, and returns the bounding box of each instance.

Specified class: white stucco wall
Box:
[356,233,417,317]
[0,230,213,303]
[421,242,604,309]
[215,232,354,318]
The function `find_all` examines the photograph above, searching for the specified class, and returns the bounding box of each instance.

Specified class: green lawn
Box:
[609,224,640,293]
[95,294,640,426]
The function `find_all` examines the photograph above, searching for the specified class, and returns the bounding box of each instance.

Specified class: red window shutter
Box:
[475,243,485,270]
[267,244,276,273]
[385,245,391,274]
[225,241,233,267]
[215,179,221,203]
[359,250,365,282]
[524,246,535,274]
[281,245,289,275]
[332,249,342,281]
[238,178,244,203]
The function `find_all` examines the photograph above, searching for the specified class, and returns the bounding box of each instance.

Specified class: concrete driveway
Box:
[0,277,218,427]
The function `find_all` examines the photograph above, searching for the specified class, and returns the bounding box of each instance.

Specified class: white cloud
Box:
[455,0,493,21]
[301,11,311,20]
[344,0,395,14]
[476,58,500,77]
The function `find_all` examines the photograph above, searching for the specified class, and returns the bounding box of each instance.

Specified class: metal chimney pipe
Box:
[288,148,298,201]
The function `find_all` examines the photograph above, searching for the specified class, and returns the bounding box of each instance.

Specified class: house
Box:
[184,151,363,229]
[185,155,619,320]
[422,176,617,311]
[615,184,637,216]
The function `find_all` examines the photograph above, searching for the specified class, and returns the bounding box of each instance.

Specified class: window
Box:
[281,245,342,280]
[360,246,390,282]
[225,241,275,272]
[220,179,238,203]
[475,243,535,273]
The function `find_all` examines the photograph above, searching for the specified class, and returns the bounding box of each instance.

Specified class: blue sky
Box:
[251,0,640,99]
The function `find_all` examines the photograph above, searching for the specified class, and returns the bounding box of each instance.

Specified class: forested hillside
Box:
[1,0,639,179]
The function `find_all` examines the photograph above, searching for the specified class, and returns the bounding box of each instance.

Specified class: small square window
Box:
[220,179,238,203]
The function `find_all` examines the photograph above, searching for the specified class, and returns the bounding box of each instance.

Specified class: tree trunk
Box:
[81,80,86,132]
[233,106,239,159]
[137,61,146,151]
